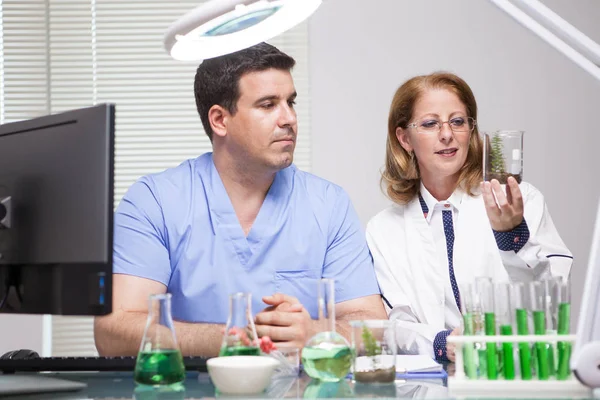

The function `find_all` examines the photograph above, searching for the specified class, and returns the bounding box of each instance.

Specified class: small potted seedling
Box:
[350,321,396,384]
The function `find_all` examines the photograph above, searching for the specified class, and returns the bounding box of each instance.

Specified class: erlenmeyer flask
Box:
[301,278,352,382]
[219,292,261,356]
[134,293,185,386]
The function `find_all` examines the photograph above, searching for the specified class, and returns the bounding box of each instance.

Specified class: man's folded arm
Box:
[94,274,224,357]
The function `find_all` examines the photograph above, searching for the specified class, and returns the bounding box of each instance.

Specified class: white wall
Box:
[309,0,600,325]
[0,315,47,356]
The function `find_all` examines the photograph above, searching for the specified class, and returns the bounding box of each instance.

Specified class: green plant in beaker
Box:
[483,130,524,184]
[134,293,185,386]
[350,320,396,384]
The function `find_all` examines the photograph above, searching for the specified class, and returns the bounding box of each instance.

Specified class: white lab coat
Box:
[366,181,572,358]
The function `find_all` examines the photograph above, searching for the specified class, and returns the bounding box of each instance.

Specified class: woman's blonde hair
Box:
[382,72,483,205]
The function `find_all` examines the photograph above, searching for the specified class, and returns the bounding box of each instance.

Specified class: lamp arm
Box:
[488,0,600,83]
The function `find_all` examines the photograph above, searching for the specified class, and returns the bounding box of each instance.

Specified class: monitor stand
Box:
[0,374,87,396]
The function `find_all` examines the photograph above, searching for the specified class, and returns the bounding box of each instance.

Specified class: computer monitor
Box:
[0,103,114,316]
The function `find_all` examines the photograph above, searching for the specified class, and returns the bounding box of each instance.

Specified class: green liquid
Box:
[547,339,556,377]
[219,346,261,356]
[516,308,532,380]
[301,344,352,382]
[484,312,498,380]
[557,341,571,380]
[558,303,570,334]
[463,313,477,379]
[303,380,354,399]
[134,350,185,386]
[500,325,515,380]
[533,310,549,380]
[477,346,487,377]
[557,302,571,380]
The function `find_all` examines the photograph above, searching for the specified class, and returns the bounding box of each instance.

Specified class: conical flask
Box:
[219,292,261,356]
[301,278,352,382]
[134,293,185,386]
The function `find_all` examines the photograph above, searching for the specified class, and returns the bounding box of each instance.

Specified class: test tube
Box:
[513,282,532,380]
[478,277,498,380]
[459,283,478,379]
[556,280,571,380]
[495,283,515,380]
[530,281,550,380]
[543,278,560,377]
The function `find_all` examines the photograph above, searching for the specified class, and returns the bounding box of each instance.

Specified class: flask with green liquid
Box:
[219,292,261,357]
[302,278,352,382]
[134,293,186,386]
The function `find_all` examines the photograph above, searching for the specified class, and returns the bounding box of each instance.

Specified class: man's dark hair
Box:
[194,42,296,141]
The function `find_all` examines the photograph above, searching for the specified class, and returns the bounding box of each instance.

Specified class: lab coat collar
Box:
[419,182,465,223]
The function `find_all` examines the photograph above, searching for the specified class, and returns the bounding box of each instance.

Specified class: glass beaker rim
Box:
[483,130,524,136]
[149,293,172,300]
[349,319,396,328]
[229,291,252,299]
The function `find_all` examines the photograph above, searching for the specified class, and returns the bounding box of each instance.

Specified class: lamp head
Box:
[164,0,322,62]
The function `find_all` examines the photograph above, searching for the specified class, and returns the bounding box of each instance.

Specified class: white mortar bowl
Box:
[207,356,281,395]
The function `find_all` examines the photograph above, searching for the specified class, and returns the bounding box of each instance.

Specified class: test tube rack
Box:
[447,334,592,398]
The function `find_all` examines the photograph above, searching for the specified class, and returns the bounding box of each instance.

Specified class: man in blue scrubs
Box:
[94,42,387,357]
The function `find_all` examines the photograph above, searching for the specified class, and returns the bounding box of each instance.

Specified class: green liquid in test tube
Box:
[484,312,498,379]
[476,277,498,380]
[533,310,549,380]
[500,324,515,379]
[556,279,571,380]
[495,282,516,380]
[515,308,532,380]
[459,283,481,379]
[463,312,477,378]
[547,338,556,377]
[530,280,558,380]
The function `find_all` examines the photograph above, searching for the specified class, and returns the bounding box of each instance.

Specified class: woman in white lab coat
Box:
[366,72,572,363]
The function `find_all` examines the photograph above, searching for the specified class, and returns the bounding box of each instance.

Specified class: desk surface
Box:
[3,370,596,400]
[1,371,449,400]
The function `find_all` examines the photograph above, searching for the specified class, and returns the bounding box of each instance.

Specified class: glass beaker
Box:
[134,293,185,386]
[219,292,261,356]
[350,320,396,384]
[301,278,352,382]
[483,130,524,184]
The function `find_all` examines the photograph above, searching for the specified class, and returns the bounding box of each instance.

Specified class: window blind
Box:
[0,0,312,356]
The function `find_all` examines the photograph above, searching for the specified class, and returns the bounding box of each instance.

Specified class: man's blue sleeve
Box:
[113,178,171,286]
[322,188,381,302]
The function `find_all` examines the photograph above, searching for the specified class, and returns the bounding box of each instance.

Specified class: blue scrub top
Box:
[113,152,380,323]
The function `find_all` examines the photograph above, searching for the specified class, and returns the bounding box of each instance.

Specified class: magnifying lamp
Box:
[164,0,322,62]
